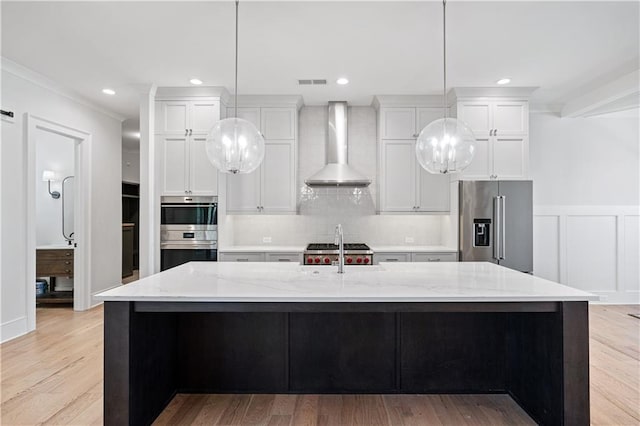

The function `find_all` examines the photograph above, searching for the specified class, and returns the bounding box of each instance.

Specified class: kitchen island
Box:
[96,262,597,426]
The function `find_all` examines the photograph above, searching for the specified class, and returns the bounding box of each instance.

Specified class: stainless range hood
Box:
[305,101,371,187]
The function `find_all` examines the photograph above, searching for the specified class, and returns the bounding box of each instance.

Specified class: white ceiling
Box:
[2,1,638,120]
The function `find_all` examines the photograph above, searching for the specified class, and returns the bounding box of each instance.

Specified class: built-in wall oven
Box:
[160,196,217,271]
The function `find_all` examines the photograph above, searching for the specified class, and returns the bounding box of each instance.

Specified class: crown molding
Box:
[155,86,231,103]
[1,57,126,122]
[227,94,304,110]
[372,95,444,109]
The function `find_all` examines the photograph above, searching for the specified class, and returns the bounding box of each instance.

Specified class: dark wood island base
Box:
[104,301,589,426]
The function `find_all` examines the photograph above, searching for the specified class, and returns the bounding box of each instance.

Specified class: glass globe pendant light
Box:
[416,0,476,174]
[206,0,264,174]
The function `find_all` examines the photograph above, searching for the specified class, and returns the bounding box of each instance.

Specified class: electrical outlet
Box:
[405,237,415,243]
[262,237,272,243]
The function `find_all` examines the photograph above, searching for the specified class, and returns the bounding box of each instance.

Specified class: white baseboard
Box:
[0,316,30,343]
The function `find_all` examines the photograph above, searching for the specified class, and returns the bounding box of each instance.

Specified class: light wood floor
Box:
[1,305,638,425]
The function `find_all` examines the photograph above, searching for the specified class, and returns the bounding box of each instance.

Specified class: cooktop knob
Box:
[364,258,370,264]
[314,257,321,264]
[307,257,313,264]
[346,257,353,264]
[324,257,331,264]
[356,257,362,264]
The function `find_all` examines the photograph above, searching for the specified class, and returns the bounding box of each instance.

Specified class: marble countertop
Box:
[36,244,74,250]
[95,261,597,303]
[371,245,458,253]
[219,246,305,253]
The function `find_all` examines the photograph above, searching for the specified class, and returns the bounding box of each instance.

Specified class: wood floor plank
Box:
[1,304,638,425]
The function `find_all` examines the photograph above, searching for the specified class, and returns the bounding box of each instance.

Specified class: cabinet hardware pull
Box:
[412,133,419,138]
[65,252,71,256]
[278,259,291,262]
[427,258,441,262]
[65,261,71,265]
[237,258,249,261]
[494,129,497,136]
[189,129,193,135]
[386,258,399,262]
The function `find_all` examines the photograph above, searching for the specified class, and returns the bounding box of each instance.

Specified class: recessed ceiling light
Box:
[190,78,203,85]
[336,78,349,85]
[496,78,511,85]
[102,88,116,95]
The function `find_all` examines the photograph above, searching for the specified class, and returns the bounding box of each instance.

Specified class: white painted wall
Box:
[530,111,640,303]
[122,149,140,184]
[35,131,75,246]
[1,66,122,342]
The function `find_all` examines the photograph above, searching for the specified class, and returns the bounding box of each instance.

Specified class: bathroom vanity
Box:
[35,246,74,304]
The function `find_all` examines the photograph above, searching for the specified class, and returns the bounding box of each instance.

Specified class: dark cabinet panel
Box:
[289,313,396,392]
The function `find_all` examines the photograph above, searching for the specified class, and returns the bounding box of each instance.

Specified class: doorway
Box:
[26,116,91,329]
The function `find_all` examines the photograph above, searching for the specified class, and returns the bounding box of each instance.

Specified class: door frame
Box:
[26,115,92,329]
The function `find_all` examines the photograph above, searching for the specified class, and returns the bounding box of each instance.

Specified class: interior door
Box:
[497,181,533,272]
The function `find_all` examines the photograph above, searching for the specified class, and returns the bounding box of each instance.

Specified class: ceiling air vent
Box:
[298,79,327,85]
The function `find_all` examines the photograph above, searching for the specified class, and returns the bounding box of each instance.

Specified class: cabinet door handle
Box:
[189,129,193,135]
[237,258,249,262]
[427,258,441,262]
[65,261,71,265]
[412,133,419,138]
[65,252,72,256]
[277,258,291,262]
[386,258,399,262]
[494,129,498,136]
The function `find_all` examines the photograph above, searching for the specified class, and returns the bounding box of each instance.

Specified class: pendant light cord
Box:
[234,0,239,119]
[442,0,447,119]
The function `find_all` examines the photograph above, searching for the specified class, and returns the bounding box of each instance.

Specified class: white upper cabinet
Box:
[159,134,218,196]
[261,108,296,139]
[381,140,416,212]
[377,105,450,213]
[227,169,261,213]
[454,97,529,180]
[226,104,298,214]
[190,101,220,133]
[156,100,220,134]
[189,135,218,195]
[156,97,221,196]
[160,135,188,195]
[381,108,416,139]
[261,140,296,212]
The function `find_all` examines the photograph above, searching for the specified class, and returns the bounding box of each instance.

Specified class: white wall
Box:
[530,111,640,303]
[122,149,140,184]
[35,131,75,246]
[226,105,449,247]
[1,65,122,342]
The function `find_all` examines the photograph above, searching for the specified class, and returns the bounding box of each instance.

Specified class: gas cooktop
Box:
[306,243,371,251]
[304,243,373,265]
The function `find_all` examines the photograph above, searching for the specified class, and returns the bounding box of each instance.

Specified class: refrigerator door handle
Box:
[499,195,506,260]
[493,196,500,260]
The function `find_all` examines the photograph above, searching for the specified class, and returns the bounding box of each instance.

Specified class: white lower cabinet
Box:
[265,253,302,263]
[374,252,457,264]
[411,252,457,262]
[219,252,302,263]
[219,252,265,262]
[373,253,411,264]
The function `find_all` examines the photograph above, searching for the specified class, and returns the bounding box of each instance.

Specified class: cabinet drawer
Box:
[37,249,74,261]
[374,253,411,264]
[36,260,74,277]
[219,252,265,262]
[265,253,301,263]
[411,252,457,262]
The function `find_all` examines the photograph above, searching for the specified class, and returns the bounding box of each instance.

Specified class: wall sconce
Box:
[42,170,60,199]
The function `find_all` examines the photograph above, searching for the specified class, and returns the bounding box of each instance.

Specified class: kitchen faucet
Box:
[334,224,344,274]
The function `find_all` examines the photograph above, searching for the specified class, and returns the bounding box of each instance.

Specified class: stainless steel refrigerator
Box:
[459,180,533,273]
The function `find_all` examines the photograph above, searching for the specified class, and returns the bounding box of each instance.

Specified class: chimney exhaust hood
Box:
[305,101,371,187]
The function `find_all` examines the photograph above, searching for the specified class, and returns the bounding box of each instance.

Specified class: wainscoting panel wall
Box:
[534,206,639,304]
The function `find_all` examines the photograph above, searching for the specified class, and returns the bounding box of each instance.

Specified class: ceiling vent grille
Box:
[298,79,327,85]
